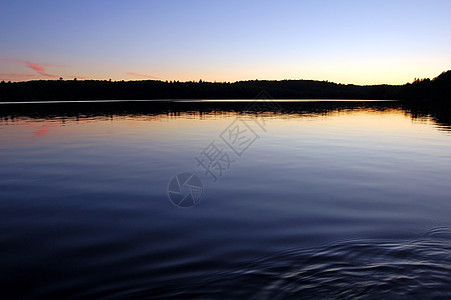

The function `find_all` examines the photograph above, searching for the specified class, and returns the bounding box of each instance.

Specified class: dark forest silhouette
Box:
[0,70,450,103]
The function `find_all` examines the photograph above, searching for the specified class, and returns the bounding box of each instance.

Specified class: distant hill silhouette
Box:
[0,70,450,103]
[400,70,451,102]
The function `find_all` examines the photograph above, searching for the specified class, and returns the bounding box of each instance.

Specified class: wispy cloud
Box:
[24,61,58,78]
[0,58,89,81]
[0,58,79,81]
[126,72,160,79]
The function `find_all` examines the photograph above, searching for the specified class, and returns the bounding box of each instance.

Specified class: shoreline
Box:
[0,99,399,105]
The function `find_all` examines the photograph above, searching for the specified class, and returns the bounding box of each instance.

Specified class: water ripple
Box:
[89,228,451,299]
[189,228,451,299]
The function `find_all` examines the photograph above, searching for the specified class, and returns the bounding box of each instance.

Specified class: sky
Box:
[1,0,450,84]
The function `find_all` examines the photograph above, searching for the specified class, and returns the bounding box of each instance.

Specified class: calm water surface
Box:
[0,101,450,298]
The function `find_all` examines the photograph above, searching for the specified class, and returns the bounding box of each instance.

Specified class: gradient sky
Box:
[1,0,450,84]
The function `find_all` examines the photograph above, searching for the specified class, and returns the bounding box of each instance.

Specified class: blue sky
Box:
[1,0,450,84]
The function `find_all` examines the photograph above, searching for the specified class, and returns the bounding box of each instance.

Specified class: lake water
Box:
[1,100,450,298]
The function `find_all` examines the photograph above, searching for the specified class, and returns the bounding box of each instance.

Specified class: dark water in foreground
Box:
[0,101,450,298]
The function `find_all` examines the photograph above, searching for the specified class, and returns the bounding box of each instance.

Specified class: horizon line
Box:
[3,73,447,87]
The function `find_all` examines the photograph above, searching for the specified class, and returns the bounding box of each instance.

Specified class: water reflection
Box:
[1,100,450,298]
[1,101,450,133]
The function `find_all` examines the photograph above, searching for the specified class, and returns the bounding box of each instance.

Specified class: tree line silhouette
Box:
[0,70,449,103]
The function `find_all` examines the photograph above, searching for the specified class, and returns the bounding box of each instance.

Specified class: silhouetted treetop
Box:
[0,70,449,103]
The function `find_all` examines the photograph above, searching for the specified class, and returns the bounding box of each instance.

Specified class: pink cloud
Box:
[24,61,58,78]
[1,58,86,81]
[0,58,67,79]
[126,72,160,79]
